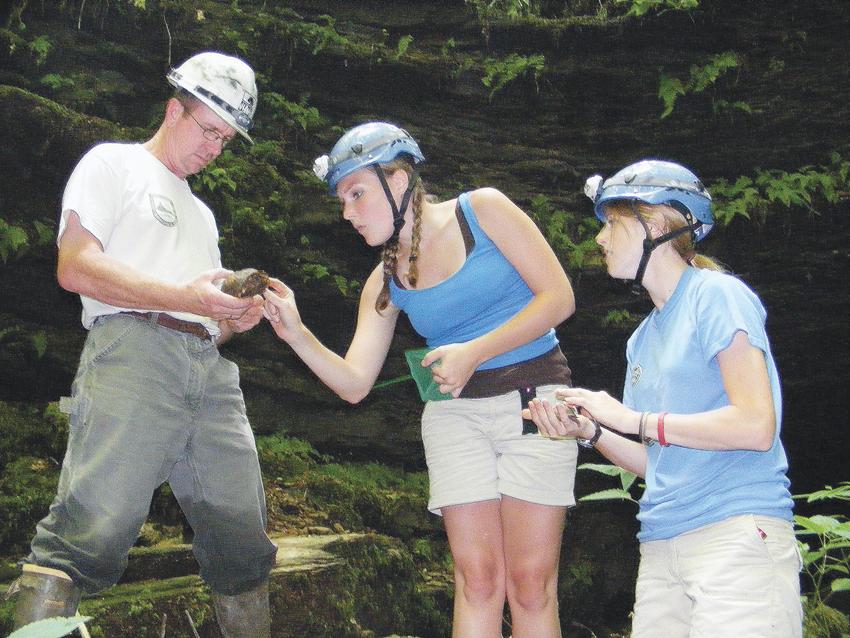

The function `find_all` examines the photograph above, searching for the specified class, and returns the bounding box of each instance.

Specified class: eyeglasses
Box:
[185,109,236,147]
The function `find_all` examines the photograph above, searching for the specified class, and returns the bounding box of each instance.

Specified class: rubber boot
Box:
[211,579,271,638]
[5,564,82,631]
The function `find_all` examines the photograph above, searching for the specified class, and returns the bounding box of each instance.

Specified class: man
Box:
[6,51,278,637]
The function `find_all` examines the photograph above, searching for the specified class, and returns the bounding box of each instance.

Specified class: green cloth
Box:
[404,348,453,402]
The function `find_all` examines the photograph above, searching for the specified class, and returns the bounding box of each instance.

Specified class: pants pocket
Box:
[58,394,90,433]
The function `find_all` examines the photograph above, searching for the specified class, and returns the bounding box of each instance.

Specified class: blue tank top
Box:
[389,192,558,370]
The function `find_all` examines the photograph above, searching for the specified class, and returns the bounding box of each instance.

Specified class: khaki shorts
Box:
[421,385,578,515]
[633,514,803,638]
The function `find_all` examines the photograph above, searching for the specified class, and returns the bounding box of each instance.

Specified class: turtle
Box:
[221,268,270,298]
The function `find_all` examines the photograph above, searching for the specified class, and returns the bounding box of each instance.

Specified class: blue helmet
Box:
[585,160,713,241]
[313,122,425,195]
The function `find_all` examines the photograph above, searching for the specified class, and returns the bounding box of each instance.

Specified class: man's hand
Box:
[183,269,258,321]
[224,297,264,333]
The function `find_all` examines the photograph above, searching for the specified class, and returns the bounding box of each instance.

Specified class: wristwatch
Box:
[577,418,603,448]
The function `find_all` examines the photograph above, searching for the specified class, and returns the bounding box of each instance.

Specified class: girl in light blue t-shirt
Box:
[526,160,801,637]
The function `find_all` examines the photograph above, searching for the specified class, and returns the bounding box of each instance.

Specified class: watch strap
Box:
[577,418,602,448]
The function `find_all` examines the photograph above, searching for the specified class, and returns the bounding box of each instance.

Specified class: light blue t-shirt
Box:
[623,267,793,542]
[389,192,558,370]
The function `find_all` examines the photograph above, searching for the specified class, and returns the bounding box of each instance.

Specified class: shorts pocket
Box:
[752,515,802,571]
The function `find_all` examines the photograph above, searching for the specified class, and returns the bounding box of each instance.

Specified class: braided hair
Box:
[375,158,427,313]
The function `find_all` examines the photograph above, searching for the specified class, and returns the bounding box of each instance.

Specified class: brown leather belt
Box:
[122,311,212,341]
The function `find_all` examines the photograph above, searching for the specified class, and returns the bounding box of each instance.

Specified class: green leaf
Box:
[796,482,850,503]
[832,578,850,592]
[601,309,636,328]
[0,219,29,262]
[579,488,637,503]
[395,35,414,59]
[31,332,48,359]
[577,463,641,501]
[690,51,738,93]
[617,0,699,18]
[578,462,627,476]
[481,53,545,100]
[658,74,685,119]
[40,73,75,91]
[301,263,329,280]
[824,564,850,575]
[657,50,740,119]
[27,35,52,67]
[32,220,54,245]
[795,514,845,535]
[731,100,753,113]
[621,472,637,491]
[799,547,828,567]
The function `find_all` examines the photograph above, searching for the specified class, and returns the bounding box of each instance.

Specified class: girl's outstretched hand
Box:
[262,277,304,342]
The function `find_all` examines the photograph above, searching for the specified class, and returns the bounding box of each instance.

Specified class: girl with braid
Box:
[263,122,577,637]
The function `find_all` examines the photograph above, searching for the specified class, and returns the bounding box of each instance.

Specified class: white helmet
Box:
[166,51,257,142]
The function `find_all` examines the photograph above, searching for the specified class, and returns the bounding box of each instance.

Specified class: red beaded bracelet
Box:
[657,412,670,447]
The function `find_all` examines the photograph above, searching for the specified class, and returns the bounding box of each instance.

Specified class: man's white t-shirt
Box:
[58,142,222,336]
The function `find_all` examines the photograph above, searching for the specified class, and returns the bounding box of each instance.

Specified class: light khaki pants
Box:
[632,514,802,638]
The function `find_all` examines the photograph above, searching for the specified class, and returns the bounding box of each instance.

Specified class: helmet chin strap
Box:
[374,165,419,244]
[629,201,694,294]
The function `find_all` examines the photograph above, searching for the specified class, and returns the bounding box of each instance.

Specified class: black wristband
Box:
[577,418,602,448]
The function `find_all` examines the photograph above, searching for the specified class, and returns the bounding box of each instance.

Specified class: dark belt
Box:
[459,346,572,399]
[122,311,212,341]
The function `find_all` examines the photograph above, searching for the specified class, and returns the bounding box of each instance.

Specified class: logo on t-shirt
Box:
[149,194,178,227]
[631,363,642,386]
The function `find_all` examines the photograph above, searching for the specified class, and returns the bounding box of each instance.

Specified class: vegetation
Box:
[0,218,52,263]
[710,153,850,226]
[482,52,545,99]
[26,34,51,66]
[795,484,850,638]
[464,0,700,21]
[528,194,601,271]
[601,309,639,329]
[658,51,745,119]
[617,0,699,17]
[394,34,415,60]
